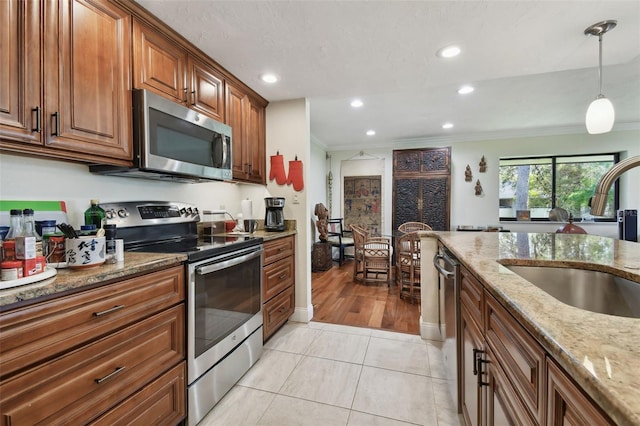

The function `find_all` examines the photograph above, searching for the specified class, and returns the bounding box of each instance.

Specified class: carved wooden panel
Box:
[393,148,451,231]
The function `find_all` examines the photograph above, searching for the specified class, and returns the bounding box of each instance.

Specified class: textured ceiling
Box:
[138,0,640,150]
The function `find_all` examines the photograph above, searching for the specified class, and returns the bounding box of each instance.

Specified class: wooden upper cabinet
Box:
[0,0,42,145]
[133,18,188,103]
[394,147,451,174]
[189,56,225,122]
[43,0,132,161]
[133,19,225,122]
[1,0,132,164]
[226,81,266,184]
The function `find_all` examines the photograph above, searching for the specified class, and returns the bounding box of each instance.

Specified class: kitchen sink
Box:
[503,265,640,318]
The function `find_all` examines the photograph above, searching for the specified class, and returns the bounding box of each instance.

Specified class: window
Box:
[499,153,619,221]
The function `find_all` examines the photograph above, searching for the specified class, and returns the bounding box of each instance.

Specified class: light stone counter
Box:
[0,252,187,310]
[426,231,640,426]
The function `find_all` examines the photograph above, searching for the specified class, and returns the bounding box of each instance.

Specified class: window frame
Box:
[499,152,620,222]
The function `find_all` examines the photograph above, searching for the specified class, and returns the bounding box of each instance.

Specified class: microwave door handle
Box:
[222,136,228,167]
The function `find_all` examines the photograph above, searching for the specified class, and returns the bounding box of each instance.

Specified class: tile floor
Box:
[199,321,462,426]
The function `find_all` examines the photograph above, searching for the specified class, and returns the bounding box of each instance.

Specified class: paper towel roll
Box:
[241,199,253,220]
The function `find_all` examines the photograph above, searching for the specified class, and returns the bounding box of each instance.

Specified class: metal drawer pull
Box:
[278,306,287,313]
[95,366,125,384]
[278,273,288,279]
[93,305,125,317]
[32,106,41,133]
[52,112,60,136]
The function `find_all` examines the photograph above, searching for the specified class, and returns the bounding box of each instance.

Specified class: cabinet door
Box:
[226,82,248,180]
[546,359,614,426]
[189,56,225,122]
[0,0,42,145]
[486,346,536,426]
[133,18,188,104]
[225,81,266,184]
[43,0,132,162]
[420,175,450,231]
[460,301,484,426]
[246,95,266,183]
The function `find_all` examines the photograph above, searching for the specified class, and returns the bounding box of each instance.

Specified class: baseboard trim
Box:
[290,304,313,323]
[420,317,442,341]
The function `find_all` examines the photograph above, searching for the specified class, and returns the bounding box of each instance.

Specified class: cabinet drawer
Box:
[485,291,545,424]
[263,286,294,341]
[0,305,185,425]
[91,361,186,426]
[263,236,294,265]
[263,255,294,301]
[460,266,483,327]
[0,266,184,378]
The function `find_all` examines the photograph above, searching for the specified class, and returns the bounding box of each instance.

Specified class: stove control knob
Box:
[193,207,199,215]
[187,207,193,215]
[180,207,187,215]
[117,209,129,218]
[105,209,116,219]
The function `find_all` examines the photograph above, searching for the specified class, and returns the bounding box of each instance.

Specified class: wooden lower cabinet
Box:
[0,266,186,425]
[262,236,295,341]
[546,358,614,426]
[458,263,612,426]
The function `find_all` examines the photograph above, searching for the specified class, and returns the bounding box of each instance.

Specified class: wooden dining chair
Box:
[362,236,392,285]
[398,221,432,233]
[350,224,369,281]
[327,218,354,265]
[396,231,421,302]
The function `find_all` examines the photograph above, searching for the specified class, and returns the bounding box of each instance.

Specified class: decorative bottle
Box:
[84,200,106,229]
[22,209,43,256]
[5,209,24,241]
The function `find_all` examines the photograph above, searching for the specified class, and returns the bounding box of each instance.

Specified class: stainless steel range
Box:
[101,201,263,425]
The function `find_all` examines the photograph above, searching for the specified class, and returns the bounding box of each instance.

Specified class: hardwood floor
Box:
[311,260,421,335]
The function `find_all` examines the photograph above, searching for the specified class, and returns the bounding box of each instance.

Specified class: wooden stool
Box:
[312,242,332,271]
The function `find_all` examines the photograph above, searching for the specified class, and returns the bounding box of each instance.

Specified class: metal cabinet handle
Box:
[184,88,188,103]
[32,107,41,133]
[433,254,454,279]
[472,348,482,375]
[95,366,125,384]
[52,112,60,136]
[474,349,490,387]
[278,273,288,279]
[278,306,287,313]
[93,305,125,317]
[191,90,196,106]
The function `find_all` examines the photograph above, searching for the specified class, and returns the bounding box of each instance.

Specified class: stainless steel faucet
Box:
[590,156,640,215]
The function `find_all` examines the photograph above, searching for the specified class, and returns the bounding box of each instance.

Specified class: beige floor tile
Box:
[347,411,416,425]
[432,378,463,426]
[279,356,362,408]
[257,394,350,426]
[264,323,321,354]
[305,330,370,363]
[352,366,437,425]
[238,349,302,392]
[198,386,275,426]
[364,336,430,376]
[319,322,375,336]
[426,340,448,380]
[371,328,425,343]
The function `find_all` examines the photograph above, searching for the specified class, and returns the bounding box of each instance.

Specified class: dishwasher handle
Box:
[433,253,455,279]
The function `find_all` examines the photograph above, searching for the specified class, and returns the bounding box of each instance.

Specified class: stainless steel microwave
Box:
[90,89,232,183]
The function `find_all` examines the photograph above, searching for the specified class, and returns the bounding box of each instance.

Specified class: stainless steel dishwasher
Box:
[433,247,461,413]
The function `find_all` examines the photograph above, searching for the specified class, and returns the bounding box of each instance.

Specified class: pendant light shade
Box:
[584,20,616,135]
[586,95,615,134]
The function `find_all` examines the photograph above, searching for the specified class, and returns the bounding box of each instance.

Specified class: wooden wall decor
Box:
[479,155,487,172]
[465,165,472,181]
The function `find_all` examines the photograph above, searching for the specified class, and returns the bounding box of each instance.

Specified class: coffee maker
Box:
[264,197,285,231]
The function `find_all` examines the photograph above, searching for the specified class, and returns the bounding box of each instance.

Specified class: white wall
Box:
[309,138,328,242]
[325,129,640,239]
[0,152,270,226]
[265,99,313,322]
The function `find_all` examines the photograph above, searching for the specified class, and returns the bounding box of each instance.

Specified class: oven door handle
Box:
[433,253,454,279]
[196,247,263,275]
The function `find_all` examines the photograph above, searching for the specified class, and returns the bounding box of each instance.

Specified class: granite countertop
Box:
[429,231,640,426]
[0,252,187,310]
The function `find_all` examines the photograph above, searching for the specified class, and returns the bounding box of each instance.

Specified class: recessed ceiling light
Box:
[366,130,376,136]
[458,85,474,95]
[351,99,363,108]
[261,73,278,83]
[442,123,454,129]
[437,45,461,58]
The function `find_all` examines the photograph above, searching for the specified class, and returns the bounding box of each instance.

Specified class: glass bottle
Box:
[84,200,106,229]
[5,209,24,241]
[22,209,43,256]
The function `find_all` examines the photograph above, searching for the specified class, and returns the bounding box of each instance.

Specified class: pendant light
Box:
[584,20,617,134]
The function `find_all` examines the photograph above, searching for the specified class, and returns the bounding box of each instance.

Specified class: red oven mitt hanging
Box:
[287,157,304,191]
[269,152,287,185]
